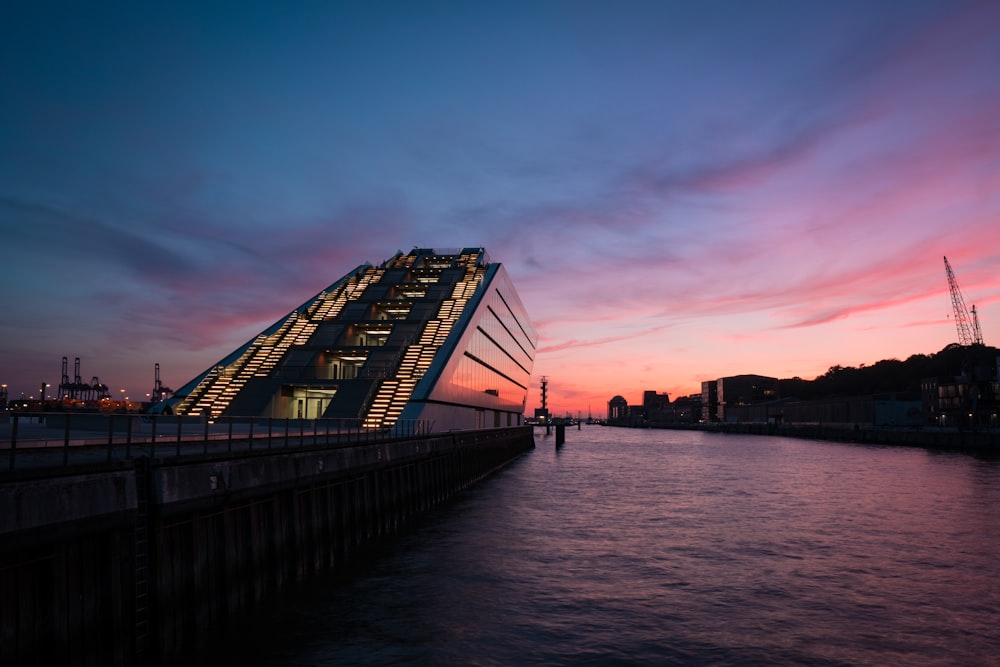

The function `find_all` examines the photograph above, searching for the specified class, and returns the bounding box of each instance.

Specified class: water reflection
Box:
[189,428,1000,666]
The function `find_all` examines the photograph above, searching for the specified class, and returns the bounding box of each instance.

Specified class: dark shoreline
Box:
[606,422,1000,453]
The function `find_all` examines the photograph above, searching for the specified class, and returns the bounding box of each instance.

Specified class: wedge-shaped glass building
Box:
[166,248,537,431]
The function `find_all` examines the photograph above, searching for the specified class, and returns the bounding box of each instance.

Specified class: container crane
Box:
[943,256,984,346]
[150,363,173,403]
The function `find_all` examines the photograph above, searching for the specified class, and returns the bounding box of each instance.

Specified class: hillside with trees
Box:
[777,344,1000,400]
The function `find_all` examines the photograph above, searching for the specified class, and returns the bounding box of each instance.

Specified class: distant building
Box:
[667,394,702,423]
[642,390,670,422]
[701,380,718,422]
[922,356,999,429]
[922,375,966,426]
[628,405,645,423]
[608,395,628,423]
[714,374,779,422]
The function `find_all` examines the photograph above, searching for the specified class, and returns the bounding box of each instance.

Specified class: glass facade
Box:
[428,268,537,413]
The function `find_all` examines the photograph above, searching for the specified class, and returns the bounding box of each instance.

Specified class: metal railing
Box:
[0,412,433,472]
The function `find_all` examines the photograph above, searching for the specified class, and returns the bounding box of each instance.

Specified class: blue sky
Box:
[2,0,999,413]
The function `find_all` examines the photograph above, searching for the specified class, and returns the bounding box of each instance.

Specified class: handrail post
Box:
[149,415,156,459]
[227,416,233,453]
[248,419,254,451]
[63,413,71,466]
[9,414,18,470]
[126,416,133,459]
[176,414,182,456]
[151,415,158,454]
[107,414,114,462]
[284,418,289,448]
[268,417,273,450]
[203,416,209,454]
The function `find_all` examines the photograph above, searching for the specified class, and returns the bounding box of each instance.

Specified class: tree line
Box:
[777,343,1000,400]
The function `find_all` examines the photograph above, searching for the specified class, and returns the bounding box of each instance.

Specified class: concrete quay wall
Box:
[1,465,137,542]
[0,426,534,666]
[154,425,489,513]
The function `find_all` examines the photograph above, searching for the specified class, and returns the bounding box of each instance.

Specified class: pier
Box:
[0,413,534,665]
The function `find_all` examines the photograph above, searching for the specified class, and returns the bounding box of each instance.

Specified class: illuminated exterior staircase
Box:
[173,269,375,419]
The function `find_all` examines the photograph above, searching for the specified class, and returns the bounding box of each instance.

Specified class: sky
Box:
[2,0,999,416]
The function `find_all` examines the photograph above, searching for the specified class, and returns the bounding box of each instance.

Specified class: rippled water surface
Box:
[196,428,1000,666]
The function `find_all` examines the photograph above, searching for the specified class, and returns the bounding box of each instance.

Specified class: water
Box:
[194,427,1000,666]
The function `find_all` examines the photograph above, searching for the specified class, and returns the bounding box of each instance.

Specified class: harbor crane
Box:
[150,362,173,403]
[943,256,984,346]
